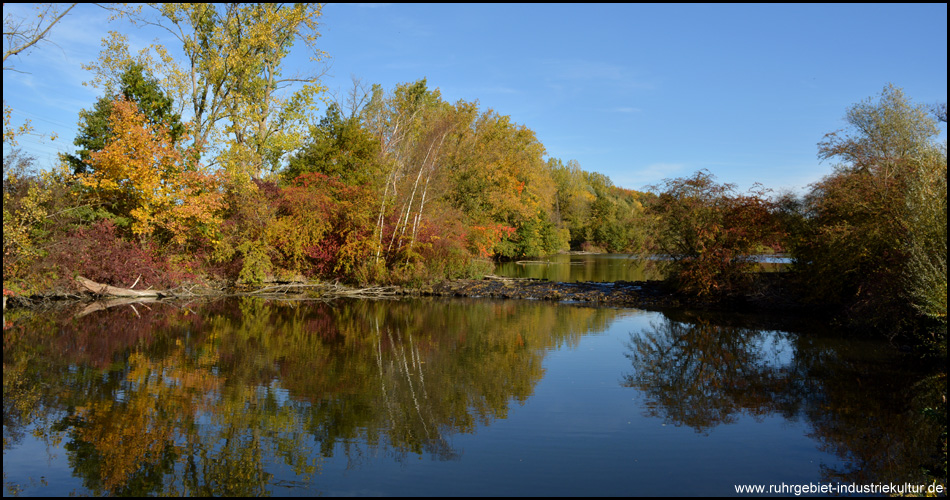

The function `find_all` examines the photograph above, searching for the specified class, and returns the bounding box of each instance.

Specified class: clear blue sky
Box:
[3,3,947,194]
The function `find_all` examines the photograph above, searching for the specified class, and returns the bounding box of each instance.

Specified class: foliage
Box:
[87,4,328,178]
[549,158,594,246]
[79,96,224,250]
[585,175,647,252]
[791,85,946,336]
[2,149,97,294]
[269,172,377,280]
[64,61,185,175]
[648,170,782,298]
[902,129,947,328]
[284,103,386,187]
[362,80,459,267]
[548,158,646,252]
[212,179,280,285]
[3,150,50,284]
[47,219,189,290]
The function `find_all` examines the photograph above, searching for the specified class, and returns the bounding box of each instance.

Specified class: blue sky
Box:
[3,3,947,194]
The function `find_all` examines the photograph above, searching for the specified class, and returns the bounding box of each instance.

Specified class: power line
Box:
[7,107,76,130]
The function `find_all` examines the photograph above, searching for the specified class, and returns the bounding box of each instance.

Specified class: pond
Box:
[2,294,942,496]
[492,253,790,282]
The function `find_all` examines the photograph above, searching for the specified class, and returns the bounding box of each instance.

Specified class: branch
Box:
[2,3,77,67]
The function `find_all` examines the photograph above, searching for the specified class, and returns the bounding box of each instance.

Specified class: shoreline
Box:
[4,272,810,316]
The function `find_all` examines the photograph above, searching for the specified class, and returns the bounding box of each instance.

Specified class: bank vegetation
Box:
[3,6,946,360]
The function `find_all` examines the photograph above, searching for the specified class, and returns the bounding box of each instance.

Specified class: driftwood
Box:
[76,276,165,298]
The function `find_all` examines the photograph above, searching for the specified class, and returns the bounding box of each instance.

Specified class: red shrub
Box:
[48,219,191,290]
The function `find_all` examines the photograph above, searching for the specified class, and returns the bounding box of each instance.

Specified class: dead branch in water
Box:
[244,282,403,299]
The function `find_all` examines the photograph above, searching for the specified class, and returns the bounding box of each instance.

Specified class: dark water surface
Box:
[2,295,941,496]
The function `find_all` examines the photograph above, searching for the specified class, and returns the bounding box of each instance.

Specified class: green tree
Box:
[549,158,594,247]
[284,103,385,188]
[65,62,185,175]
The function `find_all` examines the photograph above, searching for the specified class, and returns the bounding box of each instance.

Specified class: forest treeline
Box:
[2,5,946,351]
[2,3,650,292]
[4,69,649,288]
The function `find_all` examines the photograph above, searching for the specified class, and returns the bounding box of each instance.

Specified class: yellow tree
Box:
[81,96,223,248]
[84,3,327,180]
[447,109,559,257]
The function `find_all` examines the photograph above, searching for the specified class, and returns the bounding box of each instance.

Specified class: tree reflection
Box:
[622,315,800,433]
[622,313,942,487]
[3,297,618,495]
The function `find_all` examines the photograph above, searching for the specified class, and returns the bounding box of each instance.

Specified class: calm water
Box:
[492,253,790,282]
[2,294,941,496]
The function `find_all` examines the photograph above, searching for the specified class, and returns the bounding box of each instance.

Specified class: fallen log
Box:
[76,276,165,298]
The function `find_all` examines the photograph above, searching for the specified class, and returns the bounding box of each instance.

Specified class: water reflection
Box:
[3,298,619,496]
[622,312,941,486]
[622,316,800,433]
[492,253,790,282]
[3,298,942,495]
[493,253,661,282]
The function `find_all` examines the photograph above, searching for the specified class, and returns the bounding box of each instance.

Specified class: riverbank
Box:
[417,271,813,312]
[3,271,810,314]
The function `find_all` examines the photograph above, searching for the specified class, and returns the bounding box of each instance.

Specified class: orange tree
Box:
[80,96,223,253]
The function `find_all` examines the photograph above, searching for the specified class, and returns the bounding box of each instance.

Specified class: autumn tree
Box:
[446,108,564,258]
[791,84,946,335]
[65,61,185,175]
[80,96,223,249]
[85,3,328,178]
[359,79,460,268]
[268,172,377,280]
[648,170,782,298]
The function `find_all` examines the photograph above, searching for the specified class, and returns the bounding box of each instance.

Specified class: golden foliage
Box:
[80,96,223,248]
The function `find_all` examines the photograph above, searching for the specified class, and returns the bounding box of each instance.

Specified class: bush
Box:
[45,219,192,291]
[648,170,782,299]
